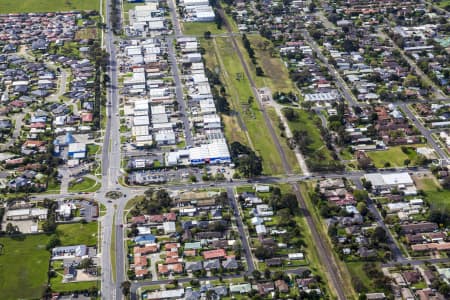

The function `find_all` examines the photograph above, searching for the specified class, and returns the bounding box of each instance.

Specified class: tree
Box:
[204,31,212,39]
[121,281,131,297]
[79,258,94,271]
[371,226,387,244]
[46,235,61,250]
[5,223,15,235]
[357,202,368,216]
[264,268,271,279]
[404,159,411,166]
[252,270,262,280]
[283,107,298,121]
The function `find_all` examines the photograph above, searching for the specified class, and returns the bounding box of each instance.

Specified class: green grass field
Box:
[0,0,100,13]
[200,38,249,147]
[285,109,335,170]
[182,22,226,35]
[68,177,101,192]
[347,262,382,292]
[0,235,51,300]
[267,107,301,173]
[247,35,299,94]
[367,145,424,168]
[213,37,286,174]
[56,222,98,246]
[87,144,100,156]
[49,273,98,292]
[424,189,450,210]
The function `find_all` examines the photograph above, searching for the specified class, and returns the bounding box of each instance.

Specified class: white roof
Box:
[132,125,149,136]
[152,114,168,124]
[288,252,304,259]
[133,116,150,126]
[151,105,166,115]
[154,130,175,142]
[134,99,149,111]
[364,172,413,187]
[68,143,86,153]
[255,224,267,234]
[147,289,184,300]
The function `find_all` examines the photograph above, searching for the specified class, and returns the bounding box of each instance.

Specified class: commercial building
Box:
[364,172,416,195]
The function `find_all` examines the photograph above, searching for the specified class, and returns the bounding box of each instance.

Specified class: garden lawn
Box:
[56,222,98,246]
[68,177,101,192]
[0,0,100,13]
[182,22,225,35]
[367,145,424,168]
[0,235,51,300]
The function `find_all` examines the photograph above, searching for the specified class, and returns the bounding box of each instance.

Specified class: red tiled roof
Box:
[81,112,93,122]
[134,256,148,267]
[203,249,226,260]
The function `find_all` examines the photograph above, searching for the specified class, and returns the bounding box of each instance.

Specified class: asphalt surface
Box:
[226,187,255,273]
[166,36,193,146]
[397,102,448,160]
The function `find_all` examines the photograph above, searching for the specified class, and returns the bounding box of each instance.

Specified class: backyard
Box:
[0,234,51,300]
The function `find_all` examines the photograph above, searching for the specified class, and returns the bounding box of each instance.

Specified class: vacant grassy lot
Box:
[50,273,98,292]
[285,109,335,170]
[424,189,450,210]
[0,235,51,300]
[267,107,301,173]
[0,0,100,13]
[182,22,225,35]
[68,177,100,192]
[214,37,285,174]
[413,175,441,192]
[75,28,98,40]
[56,222,98,246]
[247,35,298,93]
[347,262,382,293]
[367,145,424,168]
[200,38,249,147]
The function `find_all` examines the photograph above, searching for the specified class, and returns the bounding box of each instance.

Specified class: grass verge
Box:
[68,177,101,192]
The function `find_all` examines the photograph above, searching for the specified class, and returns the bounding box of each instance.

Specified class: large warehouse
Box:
[364,172,416,195]
[166,140,231,166]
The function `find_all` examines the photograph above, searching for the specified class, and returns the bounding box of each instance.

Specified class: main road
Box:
[100,0,127,299]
